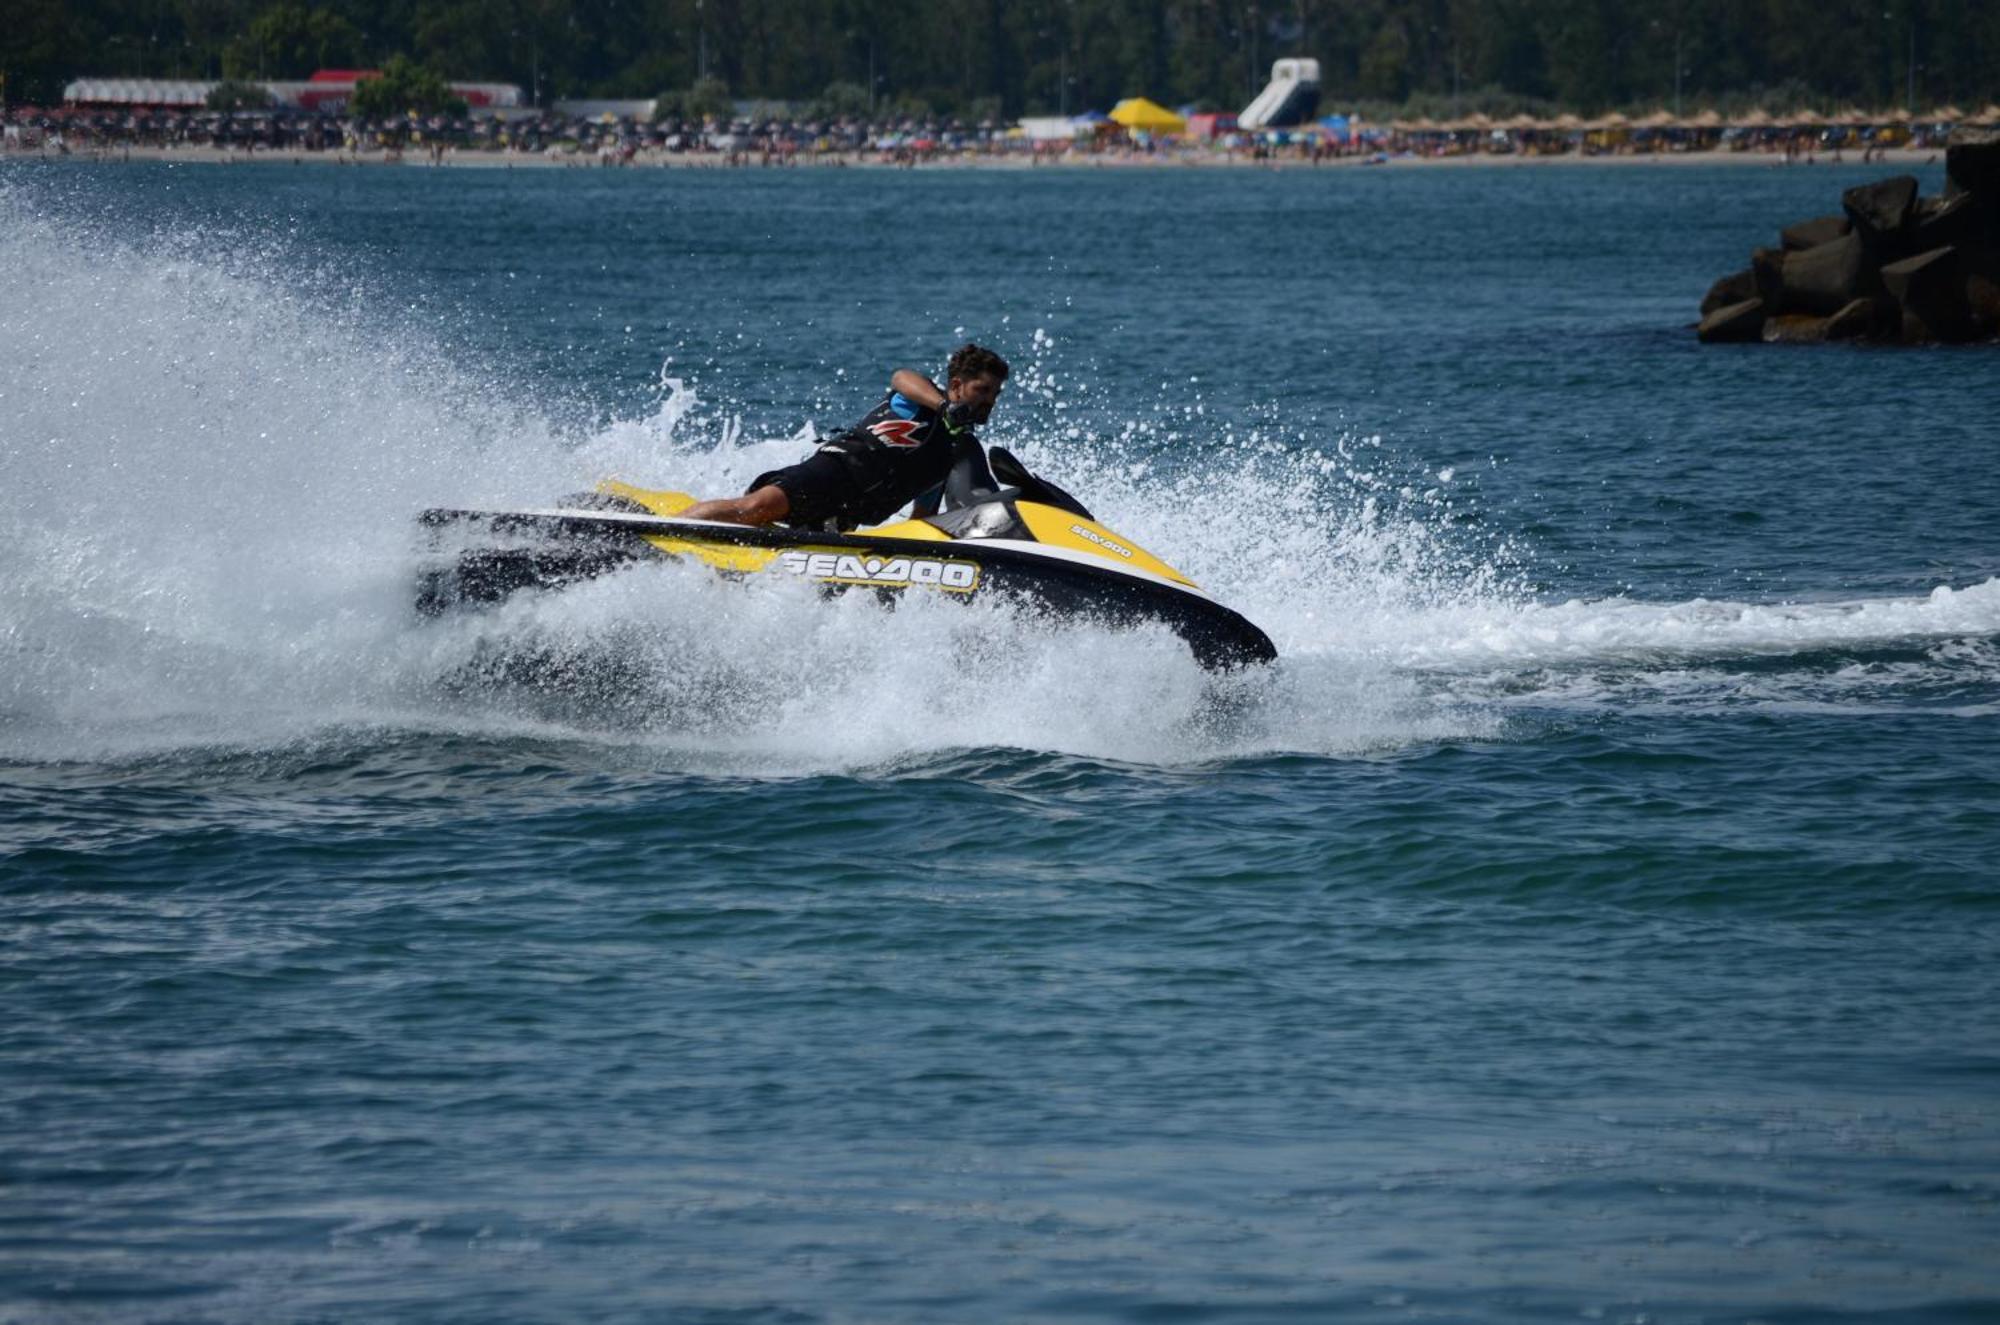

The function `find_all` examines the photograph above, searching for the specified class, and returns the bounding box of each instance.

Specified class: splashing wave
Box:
[2,180,1993,769]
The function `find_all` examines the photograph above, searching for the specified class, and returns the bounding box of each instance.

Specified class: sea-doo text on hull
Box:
[417,449,1276,671]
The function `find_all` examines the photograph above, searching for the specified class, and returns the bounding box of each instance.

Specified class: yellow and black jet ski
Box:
[416,448,1276,670]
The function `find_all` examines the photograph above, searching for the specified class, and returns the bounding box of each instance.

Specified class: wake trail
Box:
[1339,579,2000,673]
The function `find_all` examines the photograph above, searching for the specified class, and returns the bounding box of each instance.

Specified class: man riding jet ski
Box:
[679,342,1009,533]
[416,344,1276,671]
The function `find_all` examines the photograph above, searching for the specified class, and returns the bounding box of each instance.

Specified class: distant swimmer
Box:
[678,342,1010,532]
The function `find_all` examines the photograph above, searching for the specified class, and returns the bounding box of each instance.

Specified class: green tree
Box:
[0,0,103,103]
[1539,0,1616,109]
[205,77,274,108]
[348,54,467,116]
[806,79,871,120]
[656,74,733,122]
[221,3,361,78]
[414,0,516,82]
[1358,20,1412,101]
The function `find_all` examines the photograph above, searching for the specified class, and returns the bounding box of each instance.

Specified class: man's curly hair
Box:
[947,343,1010,384]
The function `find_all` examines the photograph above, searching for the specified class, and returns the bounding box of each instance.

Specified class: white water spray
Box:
[2,180,1994,769]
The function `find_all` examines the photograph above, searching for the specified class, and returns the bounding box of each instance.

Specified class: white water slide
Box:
[1239,58,1322,130]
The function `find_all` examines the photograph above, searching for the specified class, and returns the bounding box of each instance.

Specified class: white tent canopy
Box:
[64,79,217,107]
[1018,116,1084,141]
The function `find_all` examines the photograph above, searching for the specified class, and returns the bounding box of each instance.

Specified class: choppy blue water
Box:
[4,157,1998,1324]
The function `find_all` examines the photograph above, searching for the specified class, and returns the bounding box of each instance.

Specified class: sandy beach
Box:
[10,141,1948,171]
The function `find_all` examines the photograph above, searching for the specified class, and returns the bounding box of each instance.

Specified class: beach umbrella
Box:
[1926,105,1962,122]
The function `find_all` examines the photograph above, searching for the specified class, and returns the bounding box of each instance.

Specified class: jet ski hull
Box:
[418,507,1277,670]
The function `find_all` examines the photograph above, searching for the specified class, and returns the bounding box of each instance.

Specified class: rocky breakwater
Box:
[1698,128,2000,345]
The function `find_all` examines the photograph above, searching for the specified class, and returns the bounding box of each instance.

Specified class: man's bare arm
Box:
[890,369,945,410]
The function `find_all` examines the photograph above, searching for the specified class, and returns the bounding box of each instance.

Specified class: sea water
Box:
[2,158,1996,1324]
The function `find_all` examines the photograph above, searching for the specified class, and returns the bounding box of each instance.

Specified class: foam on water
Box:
[3,179,1996,770]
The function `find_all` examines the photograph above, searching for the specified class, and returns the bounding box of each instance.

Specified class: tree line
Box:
[7,0,1996,119]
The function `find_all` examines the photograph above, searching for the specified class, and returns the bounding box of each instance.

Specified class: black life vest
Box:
[815,391,972,528]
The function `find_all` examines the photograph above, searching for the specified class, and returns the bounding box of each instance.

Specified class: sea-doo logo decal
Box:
[868,418,925,448]
[779,550,979,592]
[1069,524,1134,558]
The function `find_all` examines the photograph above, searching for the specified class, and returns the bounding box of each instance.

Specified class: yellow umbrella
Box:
[1108,97,1187,133]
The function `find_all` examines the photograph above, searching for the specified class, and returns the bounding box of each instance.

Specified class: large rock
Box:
[1914,192,1981,251]
[1781,214,1851,251]
[1945,127,2000,201]
[1762,314,1829,344]
[1842,175,1919,252]
[1964,246,2000,334]
[1751,246,1787,306]
[1701,269,1758,316]
[1946,129,2000,250]
[1823,297,1891,341]
[1780,230,1868,315]
[1697,297,1767,343]
[1697,152,2000,348]
[1882,246,1972,342]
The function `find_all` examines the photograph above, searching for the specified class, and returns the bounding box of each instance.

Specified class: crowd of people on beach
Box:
[3,101,1980,167]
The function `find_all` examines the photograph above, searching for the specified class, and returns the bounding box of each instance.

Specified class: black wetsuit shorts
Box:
[748,452,861,532]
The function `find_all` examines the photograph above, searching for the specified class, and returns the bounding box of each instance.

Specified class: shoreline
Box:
[6,142,1948,172]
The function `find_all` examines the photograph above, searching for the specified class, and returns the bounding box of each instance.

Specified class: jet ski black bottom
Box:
[417,504,1278,672]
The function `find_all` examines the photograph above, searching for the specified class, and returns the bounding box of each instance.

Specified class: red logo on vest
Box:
[868,418,924,448]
